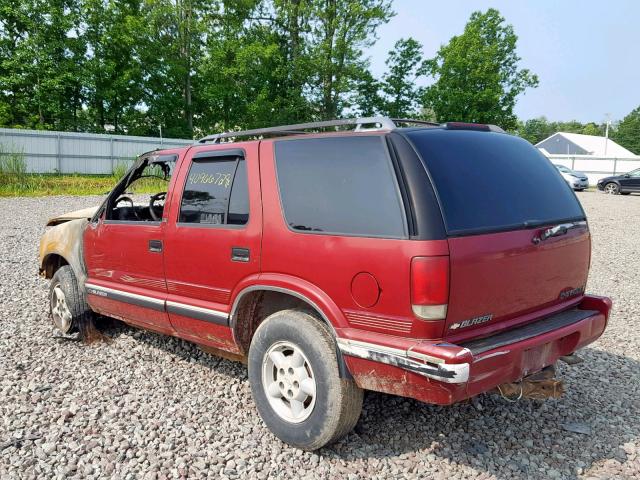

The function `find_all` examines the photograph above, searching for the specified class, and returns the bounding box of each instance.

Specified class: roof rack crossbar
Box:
[197,117,399,144]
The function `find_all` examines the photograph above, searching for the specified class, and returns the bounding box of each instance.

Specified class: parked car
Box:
[39,118,612,450]
[597,168,640,194]
[554,164,589,191]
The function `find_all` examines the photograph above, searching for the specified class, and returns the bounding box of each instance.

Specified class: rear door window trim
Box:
[273,135,409,240]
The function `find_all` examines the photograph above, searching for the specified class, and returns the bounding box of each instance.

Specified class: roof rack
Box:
[196,116,437,144]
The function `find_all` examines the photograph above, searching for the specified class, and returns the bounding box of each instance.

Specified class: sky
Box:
[366,0,640,123]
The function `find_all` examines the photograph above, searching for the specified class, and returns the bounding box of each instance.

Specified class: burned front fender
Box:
[39,218,88,288]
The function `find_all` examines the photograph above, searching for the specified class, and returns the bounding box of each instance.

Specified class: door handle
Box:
[148,239,163,253]
[231,247,250,262]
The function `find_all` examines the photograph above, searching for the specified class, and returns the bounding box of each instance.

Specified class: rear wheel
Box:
[248,309,363,450]
[604,182,620,194]
[49,266,92,334]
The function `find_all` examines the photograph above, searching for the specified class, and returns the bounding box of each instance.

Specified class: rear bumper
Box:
[338,295,612,405]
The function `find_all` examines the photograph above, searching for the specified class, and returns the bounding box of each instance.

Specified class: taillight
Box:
[411,256,449,320]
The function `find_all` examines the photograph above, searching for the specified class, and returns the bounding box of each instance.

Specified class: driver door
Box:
[83,154,178,335]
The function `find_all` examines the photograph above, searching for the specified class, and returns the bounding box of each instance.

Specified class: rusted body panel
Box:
[45,206,99,227]
[39,218,89,287]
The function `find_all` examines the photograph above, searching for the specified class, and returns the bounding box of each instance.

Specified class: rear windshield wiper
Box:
[533,221,587,244]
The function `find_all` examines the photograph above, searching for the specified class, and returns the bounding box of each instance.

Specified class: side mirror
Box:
[624,174,630,178]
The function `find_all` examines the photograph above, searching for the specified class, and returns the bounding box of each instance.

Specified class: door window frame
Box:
[175,148,250,230]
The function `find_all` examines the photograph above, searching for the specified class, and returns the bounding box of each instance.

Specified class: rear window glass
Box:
[274,136,406,238]
[406,130,585,235]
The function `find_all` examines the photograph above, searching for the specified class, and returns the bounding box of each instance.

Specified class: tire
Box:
[248,309,363,450]
[603,182,620,195]
[49,265,92,335]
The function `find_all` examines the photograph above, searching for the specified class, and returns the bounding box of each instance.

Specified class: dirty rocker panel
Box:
[85,283,230,326]
[460,308,598,355]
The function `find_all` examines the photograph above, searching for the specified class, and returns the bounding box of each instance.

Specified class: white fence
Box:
[0,127,192,174]
[2,127,638,182]
[543,154,640,185]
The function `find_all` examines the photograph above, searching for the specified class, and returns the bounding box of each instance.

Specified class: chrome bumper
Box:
[336,338,470,384]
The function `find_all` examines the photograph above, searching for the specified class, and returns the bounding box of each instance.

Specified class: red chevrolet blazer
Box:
[39,118,611,450]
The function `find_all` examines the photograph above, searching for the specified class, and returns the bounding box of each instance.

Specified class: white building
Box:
[536,132,639,185]
[536,132,635,157]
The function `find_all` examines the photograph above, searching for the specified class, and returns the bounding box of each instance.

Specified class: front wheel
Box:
[604,182,620,194]
[248,310,363,450]
[49,266,92,335]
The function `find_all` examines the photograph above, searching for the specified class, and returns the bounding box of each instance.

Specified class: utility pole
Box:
[604,113,611,156]
[159,125,163,146]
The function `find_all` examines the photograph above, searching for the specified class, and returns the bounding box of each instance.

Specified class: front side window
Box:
[274,136,406,238]
[179,156,249,225]
[106,154,175,222]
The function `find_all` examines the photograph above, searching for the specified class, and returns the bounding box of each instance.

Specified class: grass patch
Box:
[0,151,166,197]
[0,173,119,197]
[0,174,168,197]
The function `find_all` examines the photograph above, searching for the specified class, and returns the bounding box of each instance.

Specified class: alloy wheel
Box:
[604,183,619,194]
[51,285,73,333]
[261,341,317,423]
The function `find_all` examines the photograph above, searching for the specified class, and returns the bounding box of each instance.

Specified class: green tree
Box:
[0,0,87,130]
[378,37,425,118]
[137,0,215,138]
[83,0,145,133]
[0,0,396,136]
[612,106,640,155]
[309,0,394,119]
[423,8,538,130]
[352,69,383,117]
[581,122,602,136]
[515,117,555,144]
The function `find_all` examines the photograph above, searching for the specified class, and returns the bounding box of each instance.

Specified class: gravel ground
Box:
[1,192,639,480]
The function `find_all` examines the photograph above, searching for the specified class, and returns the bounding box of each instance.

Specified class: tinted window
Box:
[274,136,406,237]
[227,160,249,224]
[406,130,585,235]
[179,157,249,225]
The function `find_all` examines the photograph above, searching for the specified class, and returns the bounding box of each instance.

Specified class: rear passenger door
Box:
[162,143,262,346]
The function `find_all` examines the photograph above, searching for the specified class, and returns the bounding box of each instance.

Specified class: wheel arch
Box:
[40,253,70,279]
[229,279,352,378]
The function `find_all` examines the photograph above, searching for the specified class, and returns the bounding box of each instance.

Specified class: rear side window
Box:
[274,136,406,238]
[179,156,249,225]
[406,130,585,236]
